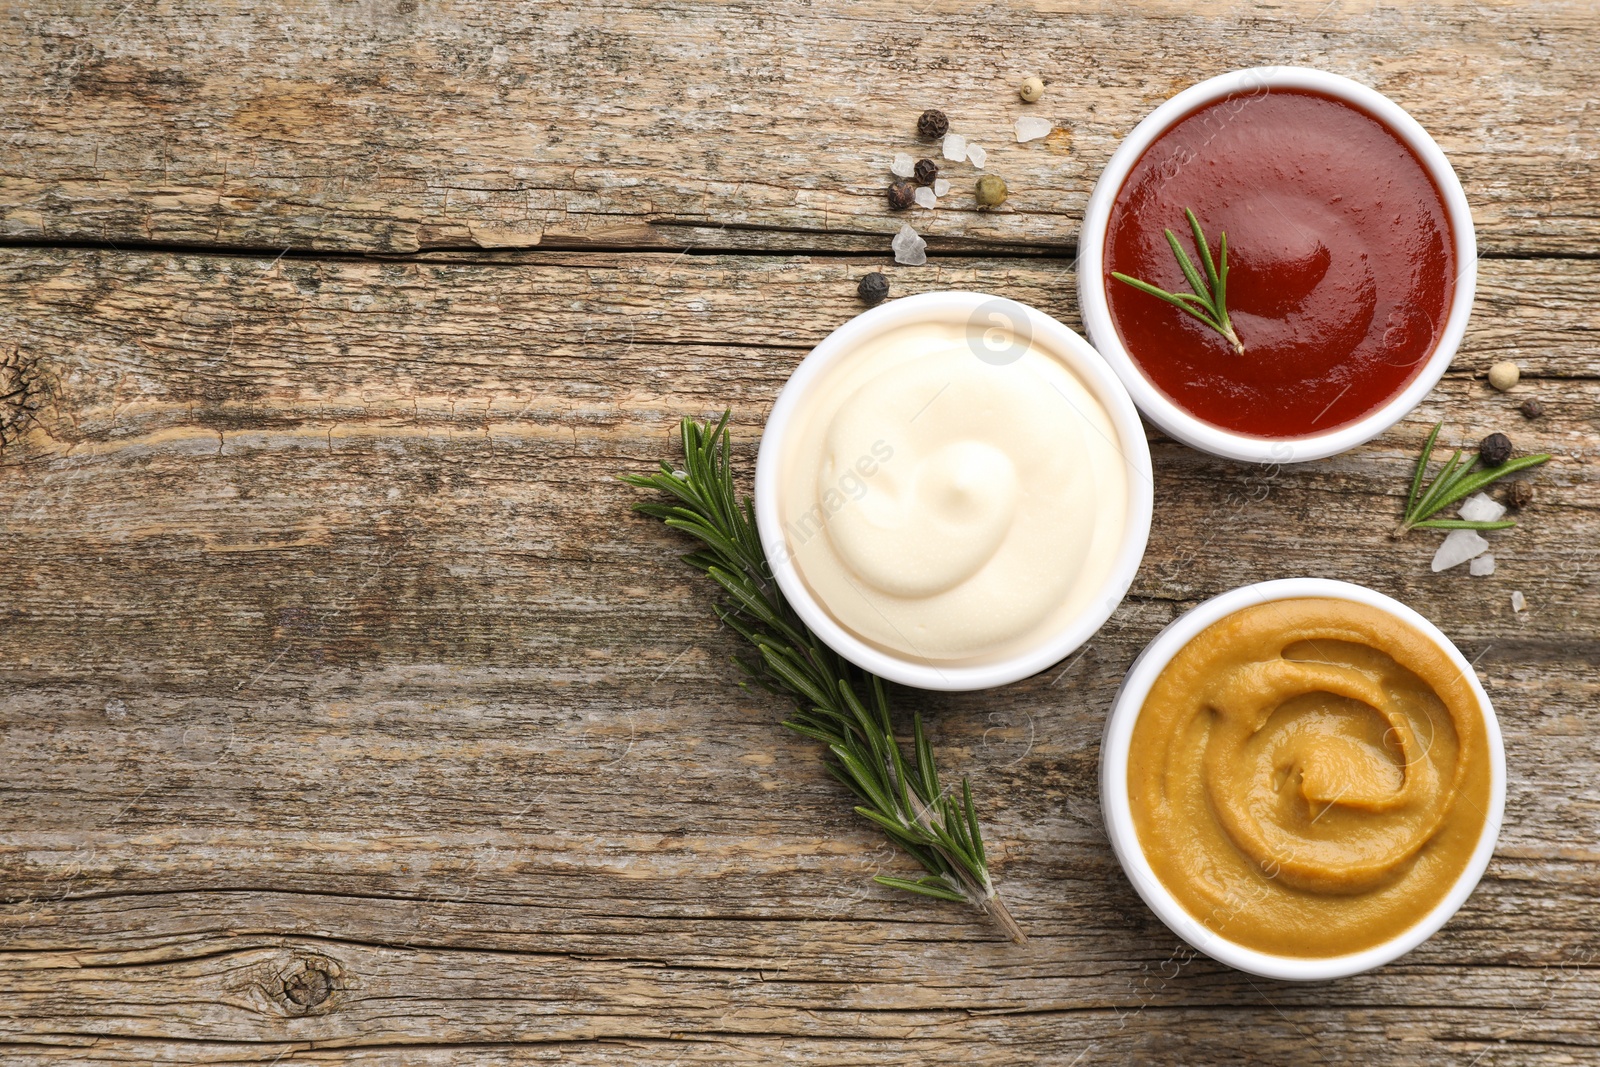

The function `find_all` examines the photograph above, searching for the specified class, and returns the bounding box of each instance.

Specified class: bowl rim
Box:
[753,290,1154,692]
[1076,65,1478,464]
[1098,577,1507,981]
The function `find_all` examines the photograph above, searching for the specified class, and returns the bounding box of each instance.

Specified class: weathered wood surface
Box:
[2,0,1598,255]
[1,2,1598,1065]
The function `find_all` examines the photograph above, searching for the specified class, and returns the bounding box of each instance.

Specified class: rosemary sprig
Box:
[1112,207,1244,355]
[1394,421,1551,537]
[623,414,1025,943]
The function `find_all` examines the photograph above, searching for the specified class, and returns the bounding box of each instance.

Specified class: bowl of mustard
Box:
[1101,578,1505,980]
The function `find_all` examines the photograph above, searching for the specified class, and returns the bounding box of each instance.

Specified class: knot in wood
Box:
[284,965,331,1007]
[270,952,344,1016]
[0,347,42,448]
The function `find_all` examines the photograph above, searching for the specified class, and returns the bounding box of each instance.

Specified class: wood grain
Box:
[0,246,1597,1063]
[1,1,1597,255]
[2,0,1599,1062]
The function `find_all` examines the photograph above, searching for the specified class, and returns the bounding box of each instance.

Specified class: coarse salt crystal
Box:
[913,186,937,209]
[933,178,950,197]
[942,132,967,162]
[1511,590,1526,612]
[1459,492,1507,523]
[966,143,987,168]
[1470,553,1497,576]
[1015,116,1053,142]
[890,153,916,178]
[892,223,927,266]
[1431,528,1489,572]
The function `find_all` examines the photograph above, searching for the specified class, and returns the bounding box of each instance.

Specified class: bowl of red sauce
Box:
[1078,67,1475,463]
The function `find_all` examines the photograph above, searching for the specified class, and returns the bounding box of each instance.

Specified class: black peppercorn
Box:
[857,271,889,306]
[1506,480,1535,510]
[1479,432,1513,466]
[913,158,939,186]
[1519,397,1544,419]
[887,180,916,211]
[917,109,949,140]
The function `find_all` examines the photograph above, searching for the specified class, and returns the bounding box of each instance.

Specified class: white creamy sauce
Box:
[778,320,1130,663]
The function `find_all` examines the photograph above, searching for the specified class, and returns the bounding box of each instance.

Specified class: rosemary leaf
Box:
[965,779,987,867]
[856,806,937,846]
[1214,231,1231,323]
[1405,421,1442,516]
[874,875,970,903]
[1426,454,1553,517]
[1411,448,1468,520]
[1188,207,1222,296]
[913,714,940,804]
[1167,227,1211,309]
[1111,273,1210,320]
[625,413,1025,943]
[1411,519,1518,531]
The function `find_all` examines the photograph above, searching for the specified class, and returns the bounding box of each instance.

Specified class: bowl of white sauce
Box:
[755,291,1153,691]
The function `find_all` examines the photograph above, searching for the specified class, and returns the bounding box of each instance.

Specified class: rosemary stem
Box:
[626,414,1023,942]
[1221,321,1244,356]
[897,773,1024,943]
[983,893,1028,945]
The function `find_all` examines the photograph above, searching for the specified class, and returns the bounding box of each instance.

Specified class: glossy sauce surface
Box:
[1104,90,1456,438]
[1128,599,1491,958]
[777,320,1130,664]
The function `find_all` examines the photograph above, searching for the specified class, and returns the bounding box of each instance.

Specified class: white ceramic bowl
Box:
[1100,578,1506,981]
[1077,66,1478,464]
[754,291,1153,692]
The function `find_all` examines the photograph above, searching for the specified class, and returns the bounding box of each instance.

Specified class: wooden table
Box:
[2,2,1596,1063]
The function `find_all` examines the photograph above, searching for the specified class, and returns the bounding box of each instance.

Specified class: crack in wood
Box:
[0,344,43,448]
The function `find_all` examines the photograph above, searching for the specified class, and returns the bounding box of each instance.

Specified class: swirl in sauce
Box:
[1128,598,1491,957]
[1104,89,1455,438]
[778,321,1130,663]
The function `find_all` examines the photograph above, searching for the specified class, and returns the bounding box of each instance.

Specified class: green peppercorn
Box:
[917,109,949,140]
[1506,480,1535,509]
[857,272,889,306]
[975,174,1008,207]
[1479,432,1513,466]
[887,180,916,211]
[913,158,939,186]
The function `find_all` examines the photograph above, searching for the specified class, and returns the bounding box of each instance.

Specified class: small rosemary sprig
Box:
[1394,421,1551,538]
[1112,207,1244,355]
[624,414,1025,943]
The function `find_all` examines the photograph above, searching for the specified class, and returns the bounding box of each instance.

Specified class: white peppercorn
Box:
[1487,360,1520,391]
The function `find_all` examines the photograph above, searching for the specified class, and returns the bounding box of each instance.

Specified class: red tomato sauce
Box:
[1103,89,1456,439]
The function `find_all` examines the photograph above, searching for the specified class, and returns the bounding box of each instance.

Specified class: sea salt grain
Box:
[913,186,937,209]
[1470,554,1497,576]
[933,178,950,197]
[1015,116,1053,142]
[1512,590,1527,612]
[892,223,927,266]
[1431,528,1489,572]
[942,133,967,161]
[890,153,916,178]
[966,143,987,168]
[1459,492,1507,523]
